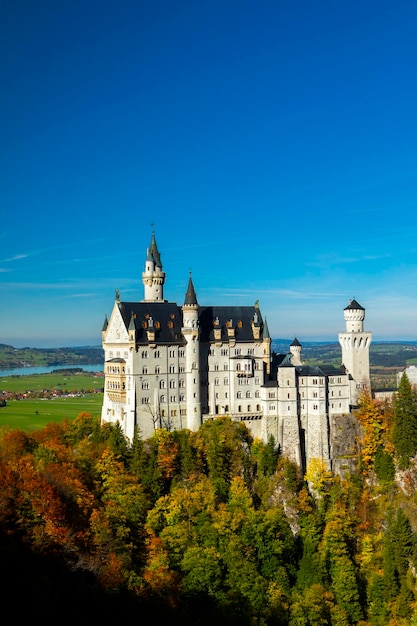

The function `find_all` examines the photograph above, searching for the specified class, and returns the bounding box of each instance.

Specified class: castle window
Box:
[169,365,175,373]
[181,409,187,416]
[313,404,318,410]
[236,363,241,371]
[160,380,165,389]
[179,349,185,357]
[256,404,261,411]
[142,381,149,390]
[142,366,148,375]
[287,379,290,385]
[169,380,176,388]
[255,390,260,398]
[169,350,176,358]
[179,379,185,388]
[237,391,242,399]
[313,378,317,385]
[246,391,251,398]
[160,395,165,403]
[255,361,260,370]
[235,348,241,355]
[224,377,229,385]
[224,363,228,370]
[180,394,185,401]
[214,364,219,371]
[141,351,148,359]
[313,392,318,398]
[288,406,291,411]
[170,410,177,417]
[179,365,185,373]
[215,378,219,386]
[192,362,197,369]
[255,377,260,384]
[215,393,219,399]
[270,404,276,411]
[238,405,242,412]
[339,390,342,396]
[288,393,290,399]
[141,397,150,404]
[155,366,160,374]
[319,378,324,384]
[268,392,276,399]
[225,392,228,399]
[170,395,176,402]
[154,350,160,358]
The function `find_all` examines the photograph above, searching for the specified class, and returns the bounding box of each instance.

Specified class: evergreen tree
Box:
[374,446,395,485]
[392,373,417,469]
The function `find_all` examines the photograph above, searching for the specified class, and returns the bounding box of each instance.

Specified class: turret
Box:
[142,230,166,301]
[338,298,372,405]
[290,337,302,366]
[181,273,201,431]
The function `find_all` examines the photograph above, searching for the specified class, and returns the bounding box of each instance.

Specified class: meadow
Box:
[0,371,104,432]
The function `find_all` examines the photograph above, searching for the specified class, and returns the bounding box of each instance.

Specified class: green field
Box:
[0,372,104,432]
[0,372,104,394]
[0,394,103,432]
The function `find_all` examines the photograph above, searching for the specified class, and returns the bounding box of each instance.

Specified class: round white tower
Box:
[290,337,302,366]
[142,230,166,302]
[181,273,202,431]
[338,299,372,405]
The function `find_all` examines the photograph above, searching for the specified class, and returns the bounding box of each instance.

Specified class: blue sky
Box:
[1,0,417,348]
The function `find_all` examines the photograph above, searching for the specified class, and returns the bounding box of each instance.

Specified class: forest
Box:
[1,374,417,625]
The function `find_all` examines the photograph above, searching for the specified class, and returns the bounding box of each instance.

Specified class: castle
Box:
[101,232,372,471]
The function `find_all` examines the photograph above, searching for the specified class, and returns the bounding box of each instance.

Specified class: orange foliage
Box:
[356,391,386,474]
[156,430,179,480]
[142,535,180,604]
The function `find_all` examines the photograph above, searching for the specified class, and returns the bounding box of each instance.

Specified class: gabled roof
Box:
[198,305,266,343]
[118,301,186,345]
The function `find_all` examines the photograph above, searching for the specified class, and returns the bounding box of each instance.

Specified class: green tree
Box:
[392,373,417,469]
[374,446,395,485]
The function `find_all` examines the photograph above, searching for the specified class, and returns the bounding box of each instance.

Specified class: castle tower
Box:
[290,337,302,366]
[338,299,372,405]
[142,230,166,301]
[181,273,202,431]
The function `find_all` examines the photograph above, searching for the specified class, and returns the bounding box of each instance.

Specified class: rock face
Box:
[330,413,363,477]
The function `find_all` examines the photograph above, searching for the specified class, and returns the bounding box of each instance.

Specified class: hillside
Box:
[0,344,104,369]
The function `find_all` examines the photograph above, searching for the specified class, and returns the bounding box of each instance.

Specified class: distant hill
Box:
[0,344,104,369]
[1,340,416,373]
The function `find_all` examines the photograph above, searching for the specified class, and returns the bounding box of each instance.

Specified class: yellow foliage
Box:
[305,457,333,495]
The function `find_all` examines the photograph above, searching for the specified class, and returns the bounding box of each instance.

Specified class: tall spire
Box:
[148,228,162,269]
[142,228,166,302]
[184,271,198,306]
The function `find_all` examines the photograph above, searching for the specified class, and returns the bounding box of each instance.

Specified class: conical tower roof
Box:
[184,273,198,306]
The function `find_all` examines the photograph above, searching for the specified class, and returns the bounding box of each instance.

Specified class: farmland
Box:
[0,370,104,432]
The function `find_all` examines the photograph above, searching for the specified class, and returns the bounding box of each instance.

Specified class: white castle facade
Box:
[101,232,372,471]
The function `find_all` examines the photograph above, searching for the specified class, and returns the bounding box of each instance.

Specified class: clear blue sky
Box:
[1,0,417,348]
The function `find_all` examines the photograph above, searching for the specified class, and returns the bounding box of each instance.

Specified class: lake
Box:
[0,364,104,377]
